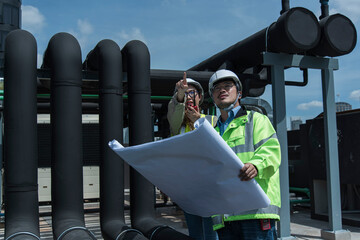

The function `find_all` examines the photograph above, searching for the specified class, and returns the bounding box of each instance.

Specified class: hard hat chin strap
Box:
[214,92,241,112]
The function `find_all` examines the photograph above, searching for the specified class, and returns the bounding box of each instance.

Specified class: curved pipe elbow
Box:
[122,40,151,93]
[285,68,308,86]
[43,32,83,85]
[43,33,93,239]
[85,40,130,240]
[123,40,192,240]
[4,29,40,240]
[84,39,123,92]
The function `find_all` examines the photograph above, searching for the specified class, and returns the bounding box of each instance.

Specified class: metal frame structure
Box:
[262,52,350,239]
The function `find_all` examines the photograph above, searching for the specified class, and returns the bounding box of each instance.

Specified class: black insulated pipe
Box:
[42,32,96,240]
[123,40,193,240]
[308,0,357,57]
[84,40,146,240]
[280,0,290,14]
[308,13,357,57]
[319,0,329,20]
[189,7,320,72]
[285,68,308,86]
[4,29,40,240]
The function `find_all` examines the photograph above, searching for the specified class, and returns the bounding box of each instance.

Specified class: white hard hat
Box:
[175,78,204,104]
[208,69,242,97]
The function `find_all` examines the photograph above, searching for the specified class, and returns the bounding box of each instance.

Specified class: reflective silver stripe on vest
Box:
[230,111,277,154]
[254,133,278,150]
[212,204,280,225]
[230,111,254,153]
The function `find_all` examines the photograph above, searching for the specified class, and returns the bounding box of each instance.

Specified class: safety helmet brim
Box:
[174,78,204,104]
[208,69,242,97]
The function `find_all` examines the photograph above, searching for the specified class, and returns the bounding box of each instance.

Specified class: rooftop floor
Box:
[1,202,360,240]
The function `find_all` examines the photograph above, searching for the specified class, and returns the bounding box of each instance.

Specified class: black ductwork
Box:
[42,32,96,240]
[84,40,147,240]
[308,13,357,57]
[4,29,40,240]
[188,7,320,72]
[122,40,193,240]
[307,0,357,57]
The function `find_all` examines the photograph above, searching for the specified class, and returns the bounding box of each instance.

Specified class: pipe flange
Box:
[5,231,40,240]
[57,226,97,240]
[115,228,144,240]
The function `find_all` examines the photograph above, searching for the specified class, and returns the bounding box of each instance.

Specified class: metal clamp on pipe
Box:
[115,229,144,240]
[57,226,97,240]
[5,231,40,240]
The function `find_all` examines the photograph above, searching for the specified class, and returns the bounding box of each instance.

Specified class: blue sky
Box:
[21,0,360,127]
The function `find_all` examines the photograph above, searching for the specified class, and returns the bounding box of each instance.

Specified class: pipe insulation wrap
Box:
[4,29,40,240]
[189,7,320,72]
[309,14,357,57]
[85,39,148,240]
[123,40,193,240]
[43,32,95,240]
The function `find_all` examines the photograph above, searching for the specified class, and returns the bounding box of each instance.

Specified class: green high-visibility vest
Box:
[212,108,281,231]
[180,114,217,134]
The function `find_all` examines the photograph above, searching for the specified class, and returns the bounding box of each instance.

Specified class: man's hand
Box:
[176,72,188,103]
[238,163,258,181]
[185,105,201,123]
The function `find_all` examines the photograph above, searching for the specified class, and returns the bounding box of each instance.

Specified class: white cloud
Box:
[349,89,360,100]
[118,28,147,44]
[21,5,45,33]
[332,0,360,22]
[68,19,96,57]
[77,19,93,35]
[297,100,323,110]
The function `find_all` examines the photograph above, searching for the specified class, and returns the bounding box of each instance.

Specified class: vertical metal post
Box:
[320,68,343,232]
[0,112,2,207]
[263,52,349,239]
[270,64,293,239]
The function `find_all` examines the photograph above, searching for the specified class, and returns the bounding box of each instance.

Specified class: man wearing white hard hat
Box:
[209,69,281,240]
[167,72,218,240]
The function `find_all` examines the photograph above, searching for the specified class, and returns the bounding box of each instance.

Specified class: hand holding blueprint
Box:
[109,118,270,217]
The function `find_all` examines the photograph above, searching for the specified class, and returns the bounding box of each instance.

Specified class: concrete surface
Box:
[0,202,359,239]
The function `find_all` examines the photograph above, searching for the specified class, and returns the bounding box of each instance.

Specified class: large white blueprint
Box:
[109,118,270,217]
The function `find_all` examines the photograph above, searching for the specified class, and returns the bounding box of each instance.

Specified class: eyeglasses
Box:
[212,83,235,93]
[185,90,198,98]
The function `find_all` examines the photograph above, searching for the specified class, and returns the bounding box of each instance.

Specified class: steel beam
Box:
[262,52,346,239]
